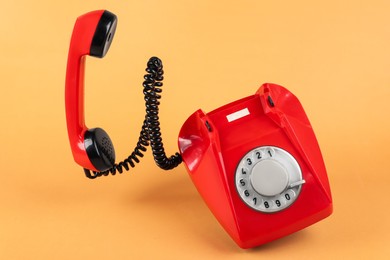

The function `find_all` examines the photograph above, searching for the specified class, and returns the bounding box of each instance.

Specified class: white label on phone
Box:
[227,108,250,122]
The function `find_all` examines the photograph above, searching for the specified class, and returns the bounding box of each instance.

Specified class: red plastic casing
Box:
[178,83,332,248]
[65,10,105,171]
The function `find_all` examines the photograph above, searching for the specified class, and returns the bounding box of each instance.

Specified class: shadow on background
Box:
[126,168,314,253]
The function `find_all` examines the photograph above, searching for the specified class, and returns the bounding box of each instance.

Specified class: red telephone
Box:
[65,10,332,249]
[178,83,332,248]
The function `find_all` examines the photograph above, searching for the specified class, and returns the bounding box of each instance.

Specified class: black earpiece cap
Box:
[84,128,116,171]
[90,10,117,58]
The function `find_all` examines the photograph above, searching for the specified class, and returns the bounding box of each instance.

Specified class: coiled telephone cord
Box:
[84,57,182,179]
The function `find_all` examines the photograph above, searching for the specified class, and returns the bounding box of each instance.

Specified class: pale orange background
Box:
[1,0,389,259]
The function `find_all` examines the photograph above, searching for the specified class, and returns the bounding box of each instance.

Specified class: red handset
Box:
[65,11,181,178]
[65,10,118,172]
[178,83,332,248]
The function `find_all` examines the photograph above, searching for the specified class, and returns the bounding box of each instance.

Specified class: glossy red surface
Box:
[178,83,333,248]
[65,10,105,171]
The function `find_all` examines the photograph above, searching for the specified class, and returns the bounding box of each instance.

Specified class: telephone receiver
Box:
[65,10,181,177]
[65,10,118,173]
[65,10,332,249]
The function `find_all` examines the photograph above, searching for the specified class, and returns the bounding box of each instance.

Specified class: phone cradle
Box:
[178,83,332,248]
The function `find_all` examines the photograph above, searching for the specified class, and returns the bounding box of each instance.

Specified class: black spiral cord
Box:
[84,57,182,179]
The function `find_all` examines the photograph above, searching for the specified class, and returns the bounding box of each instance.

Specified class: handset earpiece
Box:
[90,11,117,58]
[65,10,117,172]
